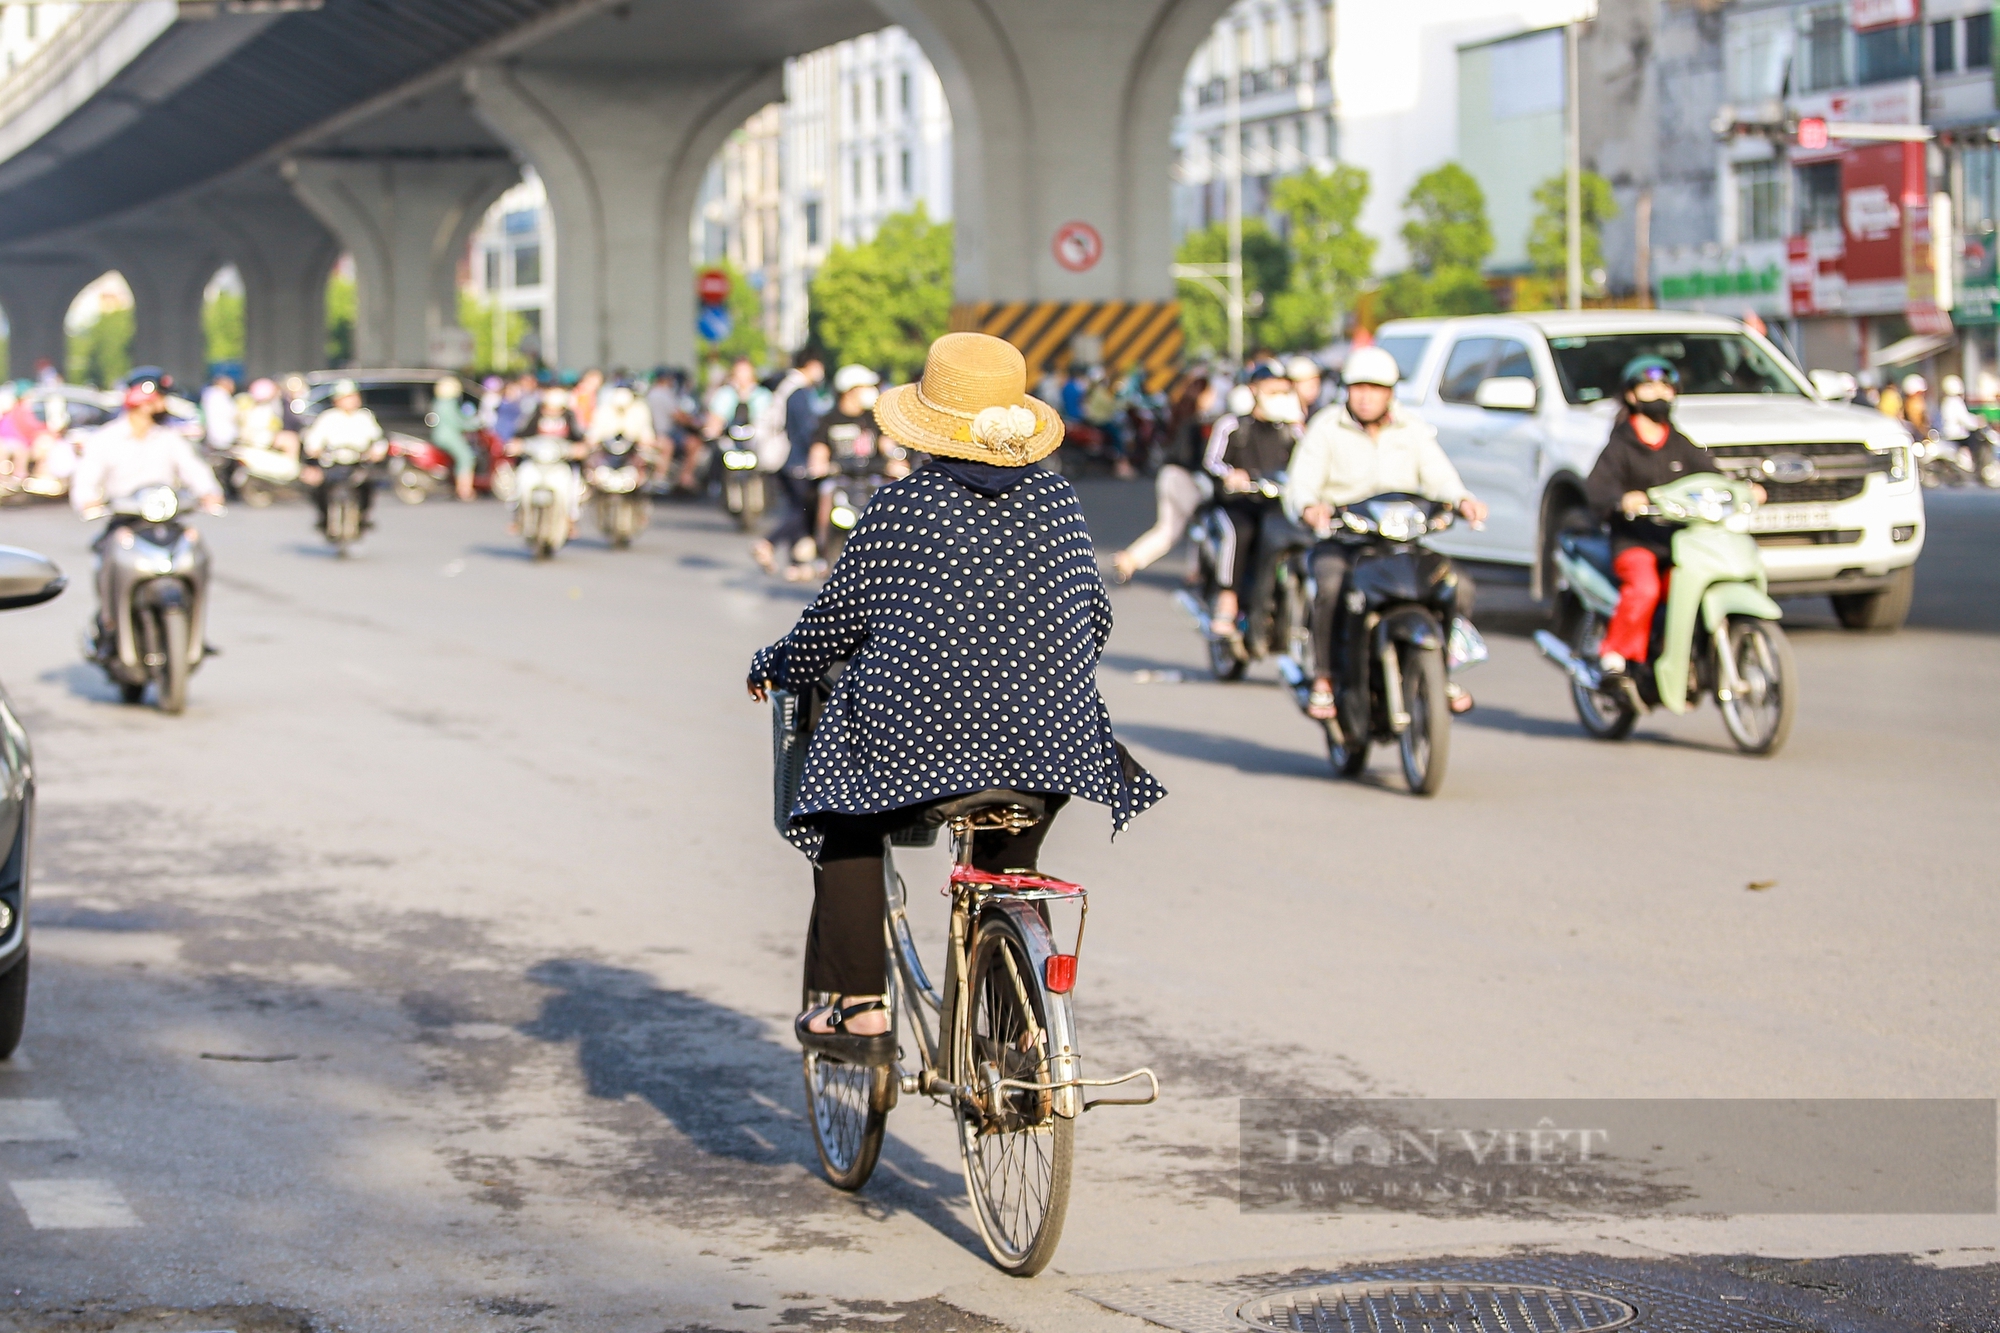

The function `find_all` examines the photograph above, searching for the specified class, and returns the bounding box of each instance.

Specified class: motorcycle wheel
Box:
[1323,717,1367,777]
[1397,640,1449,796]
[0,953,26,1060]
[119,682,145,705]
[157,606,189,716]
[1718,616,1795,756]
[240,478,274,509]
[393,469,429,505]
[491,461,518,504]
[1565,603,1639,740]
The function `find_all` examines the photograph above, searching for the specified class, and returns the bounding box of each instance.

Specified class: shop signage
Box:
[1654,240,1789,316]
[1841,141,1925,314]
[1851,0,1917,31]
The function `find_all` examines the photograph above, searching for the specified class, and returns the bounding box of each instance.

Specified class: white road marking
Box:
[9,1179,140,1228]
[0,1099,78,1141]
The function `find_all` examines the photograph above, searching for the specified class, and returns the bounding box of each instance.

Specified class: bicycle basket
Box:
[770,686,936,847]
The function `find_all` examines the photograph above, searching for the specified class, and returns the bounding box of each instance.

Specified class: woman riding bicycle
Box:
[748,332,1165,1062]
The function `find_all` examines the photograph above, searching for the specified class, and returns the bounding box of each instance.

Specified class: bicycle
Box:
[777,696,1157,1275]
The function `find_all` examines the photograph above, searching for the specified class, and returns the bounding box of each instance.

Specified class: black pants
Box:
[314,471,375,530]
[1216,495,1287,602]
[766,473,814,552]
[804,796,1067,995]
[1307,540,1475,680]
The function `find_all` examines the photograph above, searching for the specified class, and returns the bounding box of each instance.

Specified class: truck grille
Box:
[1704,441,1890,505]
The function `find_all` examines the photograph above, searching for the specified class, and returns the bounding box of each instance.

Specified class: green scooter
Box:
[1535,473,1796,756]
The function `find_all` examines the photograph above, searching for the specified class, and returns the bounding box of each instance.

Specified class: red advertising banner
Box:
[1842,142,1922,285]
[1850,0,1916,31]
[1786,235,1817,316]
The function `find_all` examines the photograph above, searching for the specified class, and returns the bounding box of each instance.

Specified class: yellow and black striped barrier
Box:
[949,300,1184,392]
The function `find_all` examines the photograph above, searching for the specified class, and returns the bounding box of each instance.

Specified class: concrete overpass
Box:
[0,0,1231,383]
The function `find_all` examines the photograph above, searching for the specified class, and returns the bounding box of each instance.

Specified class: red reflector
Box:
[1044,954,1077,993]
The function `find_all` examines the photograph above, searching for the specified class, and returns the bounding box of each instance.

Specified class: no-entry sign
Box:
[1052,221,1103,273]
[697,268,730,305]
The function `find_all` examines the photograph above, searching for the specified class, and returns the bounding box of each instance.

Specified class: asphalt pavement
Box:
[0,481,1994,1333]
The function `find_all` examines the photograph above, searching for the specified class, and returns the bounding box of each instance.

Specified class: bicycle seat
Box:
[1560,531,1615,578]
[924,789,1048,825]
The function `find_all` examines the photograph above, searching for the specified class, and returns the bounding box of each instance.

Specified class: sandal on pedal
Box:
[1305,684,1336,720]
[795,998,895,1065]
[1446,683,1474,714]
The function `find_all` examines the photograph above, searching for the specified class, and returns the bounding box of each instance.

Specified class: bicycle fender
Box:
[987,897,1083,1120]
[1701,581,1782,633]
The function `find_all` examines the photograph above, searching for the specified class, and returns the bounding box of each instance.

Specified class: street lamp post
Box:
[1565,17,1583,311]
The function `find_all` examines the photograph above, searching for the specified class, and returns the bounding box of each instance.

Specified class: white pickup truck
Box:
[1371,310,1925,630]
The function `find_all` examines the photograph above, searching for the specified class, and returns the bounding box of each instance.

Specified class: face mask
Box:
[1259,392,1303,423]
[1631,398,1673,423]
[854,385,879,411]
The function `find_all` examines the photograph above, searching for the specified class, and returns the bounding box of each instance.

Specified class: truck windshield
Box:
[1547,333,1807,404]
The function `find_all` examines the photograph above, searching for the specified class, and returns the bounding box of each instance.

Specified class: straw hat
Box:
[874,332,1063,465]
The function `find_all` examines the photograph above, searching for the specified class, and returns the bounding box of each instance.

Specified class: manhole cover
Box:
[1236,1282,1637,1333]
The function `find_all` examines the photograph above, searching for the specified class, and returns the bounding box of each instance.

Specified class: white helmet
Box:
[1901,373,1927,395]
[1284,355,1322,382]
[1342,345,1400,388]
[1942,374,1965,397]
[1225,383,1255,416]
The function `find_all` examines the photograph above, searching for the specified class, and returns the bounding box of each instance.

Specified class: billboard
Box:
[1841,141,1925,314]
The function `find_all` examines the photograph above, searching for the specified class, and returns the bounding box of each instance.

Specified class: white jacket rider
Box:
[587,385,657,449]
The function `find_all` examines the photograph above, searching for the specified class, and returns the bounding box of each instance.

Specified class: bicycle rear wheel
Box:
[956,911,1073,1276]
[800,988,891,1190]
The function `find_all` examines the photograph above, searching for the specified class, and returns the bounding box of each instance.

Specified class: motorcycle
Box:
[388,427,514,504]
[589,435,651,548]
[317,458,372,557]
[1272,494,1476,796]
[228,442,301,509]
[515,434,580,560]
[1535,473,1795,756]
[1175,477,1315,681]
[717,420,766,531]
[1913,427,2000,489]
[82,486,214,714]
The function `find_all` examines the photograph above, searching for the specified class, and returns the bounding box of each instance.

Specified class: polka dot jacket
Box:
[750,464,1166,859]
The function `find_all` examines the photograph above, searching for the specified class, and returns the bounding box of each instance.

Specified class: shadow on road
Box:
[1118,720,1334,780]
[39,660,127,705]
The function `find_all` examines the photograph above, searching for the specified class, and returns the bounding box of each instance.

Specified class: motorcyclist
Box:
[301,379,387,536]
[69,367,223,645]
[1583,356,1760,678]
[1286,355,1328,418]
[1202,365,1304,640]
[751,350,828,575]
[430,376,478,501]
[1284,346,1487,718]
[1898,373,1933,437]
[703,356,771,460]
[509,384,586,534]
[1939,373,1995,479]
[587,382,657,455]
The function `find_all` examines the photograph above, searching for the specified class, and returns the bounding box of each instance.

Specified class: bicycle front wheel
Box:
[956,911,1074,1276]
[801,989,891,1191]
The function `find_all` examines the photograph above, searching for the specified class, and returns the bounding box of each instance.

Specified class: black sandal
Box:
[795,998,894,1066]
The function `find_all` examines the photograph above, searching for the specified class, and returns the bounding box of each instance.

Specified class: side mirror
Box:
[0,547,65,611]
[1474,377,1538,412]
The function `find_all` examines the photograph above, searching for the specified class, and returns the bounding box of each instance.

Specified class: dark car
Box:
[0,546,67,1057]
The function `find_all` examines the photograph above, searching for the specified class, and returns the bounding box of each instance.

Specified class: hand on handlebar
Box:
[200,496,226,516]
[1457,496,1488,529]
[1301,504,1334,534]
[1222,468,1256,494]
[748,678,773,703]
[1620,489,1649,518]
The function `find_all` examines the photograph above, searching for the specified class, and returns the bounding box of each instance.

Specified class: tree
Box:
[1526,171,1618,283]
[66,307,133,387]
[1175,217,1292,357]
[1267,165,1376,348]
[326,271,356,367]
[203,288,244,370]
[459,291,531,375]
[1371,163,1498,322]
[809,205,953,382]
[1401,163,1493,273]
[696,258,772,370]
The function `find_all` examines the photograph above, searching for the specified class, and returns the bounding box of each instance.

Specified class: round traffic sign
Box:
[697,268,731,305]
[1052,221,1103,273]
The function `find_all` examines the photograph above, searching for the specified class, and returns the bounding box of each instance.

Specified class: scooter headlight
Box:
[1372,501,1426,543]
[1686,487,1734,524]
[138,487,178,523]
[722,449,759,471]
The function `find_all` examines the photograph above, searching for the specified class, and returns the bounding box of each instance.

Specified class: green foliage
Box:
[808,206,953,381]
[203,289,244,369]
[1175,218,1292,356]
[697,258,772,370]
[1527,171,1618,280]
[67,306,134,388]
[1368,163,1499,323]
[1267,165,1376,347]
[459,291,532,375]
[326,271,356,367]
[1401,163,1493,274]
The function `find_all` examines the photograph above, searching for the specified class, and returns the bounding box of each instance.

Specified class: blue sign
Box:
[697,303,733,343]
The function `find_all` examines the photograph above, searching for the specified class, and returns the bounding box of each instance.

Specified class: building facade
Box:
[465,170,556,368]
[696,102,786,353]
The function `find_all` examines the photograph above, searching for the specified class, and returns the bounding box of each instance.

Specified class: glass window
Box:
[804,199,821,247]
[1546,334,1807,404]
[502,208,537,236]
[1856,22,1921,85]
[852,155,862,198]
[1725,9,1794,104]
[512,244,540,287]
[484,248,500,291]
[900,149,912,192]
[1490,339,1535,382]
[874,77,884,117]
[1969,13,1992,68]
[1374,335,1432,382]
[1438,338,1498,404]
[1797,6,1848,91]
[900,71,911,110]
[1735,160,1781,242]
[1796,160,1842,234]
[875,154,885,193]
[1932,19,1957,73]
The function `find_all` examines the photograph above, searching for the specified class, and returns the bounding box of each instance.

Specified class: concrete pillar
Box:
[193,169,342,378]
[467,62,782,373]
[90,223,224,388]
[0,251,103,381]
[876,0,1233,301]
[286,154,516,367]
